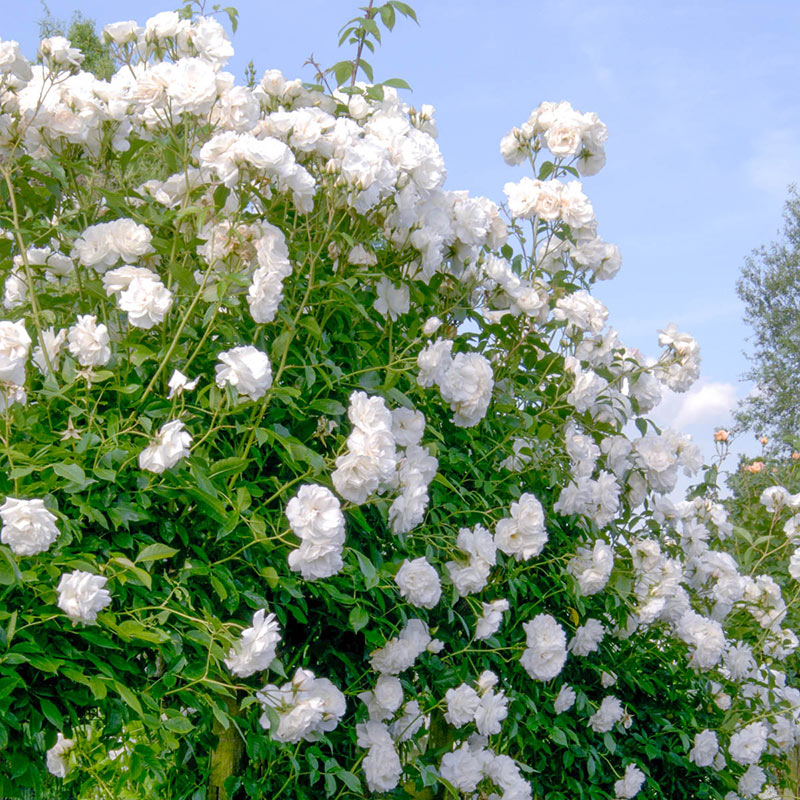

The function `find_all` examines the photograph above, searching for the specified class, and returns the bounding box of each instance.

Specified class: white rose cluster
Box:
[421,344,494,428]
[73,219,154,273]
[356,721,403,792]
[0,497,60,556]
[257,668,346,743]
[56,570,112,624]
[67,315,111,367]
[247,223,293,323]
[224,609,281,678]
[103,266,173,329]
[215,345,273,401]
[444,673,508,736]
[520,613,567,681]
[494,492,547,560]
[3,12,797,799]
[566,540,614,596]
[394,556,441,609]
[445,524,497,596]
[500,100,608,175]
[439,739,531,799]
[370,619,432,675]
[285,484,346,580]
[138,419,192,474]
[655,323,701,393]
[332,391,396,504]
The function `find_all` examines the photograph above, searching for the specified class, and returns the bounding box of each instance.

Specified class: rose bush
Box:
[0,4,796,800]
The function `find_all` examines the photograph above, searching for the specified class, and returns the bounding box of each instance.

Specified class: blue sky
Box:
[3,0,799,469]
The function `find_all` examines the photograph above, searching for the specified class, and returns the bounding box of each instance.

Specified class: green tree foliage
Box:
[38,3,114,80]
[736,186,800,450]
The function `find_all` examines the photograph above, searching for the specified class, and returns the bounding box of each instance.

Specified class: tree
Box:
[0,5,798,800]
[736,185,800,450]
[38,3,114,80]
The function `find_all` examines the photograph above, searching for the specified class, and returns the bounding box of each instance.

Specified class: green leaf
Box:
[52,463,87,484]
[136,543,179,563]
[115,620,171,644]
[39,698,63,729]
[550,727,568,746]
[163,715,194,734]
[208,457,249,480]
[112,556,153,590]
[389,1,418,22]
[349,607,369,633]
[309,399,346,416]
[115,682,143,716]
[381,77,411,90]
[261,566,279,589]
[0,547,21,586]
[379,4,396,29]
[359,59,374,82]
[330,60,354,87]
[352,550,379,589]
[338,772,361,792]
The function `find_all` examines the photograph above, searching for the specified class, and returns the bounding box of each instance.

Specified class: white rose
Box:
[0,497,60,556]
[588,695,623,733]
[729,721,767,765]
[118,275,173,329]
[559,180,595,228]
[67,315,111,367]
[167,370,199,399]
[395,557,441,609]
[138,420,192,474]
[0,319,31,384]
[374,277,410,320]
[569,618,605,657]
[224,609,281,678]
[475,598,509,640]
[102,266,156,296]
[0,40,32,83]
[554,684,576,713]
[494,492,547,561]
[474,689,508,735]
[438,352,494,428]
[145,11,182,40]
[422,316,442,336]
[520,613,567,681]
[215,345,272,401]
[39,36,83,68]
[614,764,645,799]
[56,570,112,624]
[444,683,480,726]
[357,722,402,792]
[103,20,141,45]
[390,407,425,448]
[689,729,719,768]
[32,327,67,376]
[46,733,74,778]
[544,121,584,157]
[286,485,346,581]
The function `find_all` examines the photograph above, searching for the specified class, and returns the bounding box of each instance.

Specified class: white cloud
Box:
[652,381,737,430]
